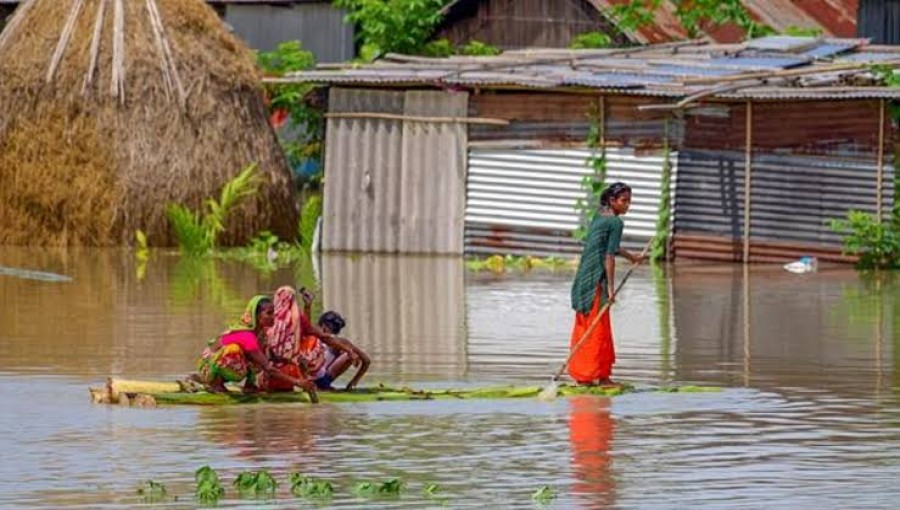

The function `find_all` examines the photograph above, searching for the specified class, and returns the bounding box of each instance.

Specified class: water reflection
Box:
[671,264,896,393]
[569,397,615,510]
[321,253,467,380]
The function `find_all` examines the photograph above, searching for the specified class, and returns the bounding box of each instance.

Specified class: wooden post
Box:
[876,99,886,224]
[743,101,753,263]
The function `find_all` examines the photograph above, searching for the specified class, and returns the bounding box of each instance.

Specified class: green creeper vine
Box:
[651,116,673,261]
[574,100,608,241]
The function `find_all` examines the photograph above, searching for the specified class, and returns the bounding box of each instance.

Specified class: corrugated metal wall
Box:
[323,88,469,254]
[675,100,895,263]
[465,148,677,256]
[857,0,900,44]
[469,93,682,149]
[321,253,467,378]
[224,3,354,62]
[674,149,895,262]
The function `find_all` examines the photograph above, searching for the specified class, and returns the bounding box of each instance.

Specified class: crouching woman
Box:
[196,295,317,398]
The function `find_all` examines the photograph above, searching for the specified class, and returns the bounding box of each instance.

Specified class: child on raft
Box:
[195,295,317,396]
[300,310,370,390]
[568,182,644,387]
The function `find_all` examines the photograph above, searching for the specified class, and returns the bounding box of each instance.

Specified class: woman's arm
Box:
[247,350,317,394]
[344,346,370,390]
[604,254,616,304]
[616,247,645,264]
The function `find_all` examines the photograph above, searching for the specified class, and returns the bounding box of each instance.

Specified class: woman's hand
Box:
[296,377,317,393]
[299,287,315,307]
[607,289,616,304]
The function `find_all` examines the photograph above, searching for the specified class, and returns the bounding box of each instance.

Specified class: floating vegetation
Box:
[466,255,576,274]
[532,485,557,504]
[354,478,405,498]
[423,483,442,497]
[136,480,168,503]
[93,378,722,407]
[234,470,278,499]
[290,473,334,500]
[195,466,225,506]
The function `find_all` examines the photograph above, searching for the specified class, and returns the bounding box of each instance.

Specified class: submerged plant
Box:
[354,478,405,498]
[167,163,260,256]
[532,485,557,504]
[290,473,334,500]
[195,466,225,506]
[137,480,167,503]
[233,470,278,499]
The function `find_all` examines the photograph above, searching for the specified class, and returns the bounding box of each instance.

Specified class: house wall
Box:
[674,100,896,263]
[434,0,627,49]
[223,3,354,62]
[857,0,900,44]
[468,92,681,149]
[322,88,469,254]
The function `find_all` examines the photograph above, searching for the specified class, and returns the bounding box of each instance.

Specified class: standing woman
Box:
[569,182,643,386]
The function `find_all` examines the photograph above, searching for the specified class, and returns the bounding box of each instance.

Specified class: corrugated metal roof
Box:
[589,0,858,44]
[280,38,900,102]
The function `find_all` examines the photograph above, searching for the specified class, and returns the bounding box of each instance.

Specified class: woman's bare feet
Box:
[597,378,621,388]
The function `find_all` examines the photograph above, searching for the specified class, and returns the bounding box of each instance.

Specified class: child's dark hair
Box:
[318,311,346,334]
[600,182,631,207]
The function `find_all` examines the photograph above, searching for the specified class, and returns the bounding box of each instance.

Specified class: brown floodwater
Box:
[0,247,897,508]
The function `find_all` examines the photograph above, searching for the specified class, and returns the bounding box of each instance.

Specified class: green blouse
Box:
[570,214,624,314]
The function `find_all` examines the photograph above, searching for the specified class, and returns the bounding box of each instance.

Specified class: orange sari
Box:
[568,286,615,383]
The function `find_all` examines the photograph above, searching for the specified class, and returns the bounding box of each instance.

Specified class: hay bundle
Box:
[0,0,297,246]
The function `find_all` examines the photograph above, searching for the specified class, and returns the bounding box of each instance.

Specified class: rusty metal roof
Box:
[277,37,900,103]
[585,0,859,44]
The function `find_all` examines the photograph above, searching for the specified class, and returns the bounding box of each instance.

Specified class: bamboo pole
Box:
[324,112,509,125]
[743,101,753,263]
[876,99,886,224]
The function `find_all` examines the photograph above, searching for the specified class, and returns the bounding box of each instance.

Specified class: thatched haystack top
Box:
[0,0,296,246]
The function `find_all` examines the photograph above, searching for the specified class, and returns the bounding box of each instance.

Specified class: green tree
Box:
[335,0,446,58]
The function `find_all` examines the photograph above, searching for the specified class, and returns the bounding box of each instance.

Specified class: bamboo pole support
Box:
[324,112,509,126]
[743,101,753,263]
[876,99,886,224]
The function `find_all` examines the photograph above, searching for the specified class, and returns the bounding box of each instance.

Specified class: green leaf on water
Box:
[423,483,442,496]
[532,485,556,504]
[137,480,167,503]
[290,473,334,500]
[195,466,224,506]
[353,481,376,496]
[354,478,405,498]
[233,470,278,499]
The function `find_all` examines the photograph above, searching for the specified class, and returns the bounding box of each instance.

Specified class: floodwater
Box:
[0,247,897,509]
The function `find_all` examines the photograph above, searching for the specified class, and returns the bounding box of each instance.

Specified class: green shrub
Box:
[829,210,900,269]
[570,31,613,49]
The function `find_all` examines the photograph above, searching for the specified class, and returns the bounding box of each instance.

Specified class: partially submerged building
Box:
[280,36,898,263]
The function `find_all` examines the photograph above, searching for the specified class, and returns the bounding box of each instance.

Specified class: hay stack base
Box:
[90,377,722,407]
[0,0,296,246]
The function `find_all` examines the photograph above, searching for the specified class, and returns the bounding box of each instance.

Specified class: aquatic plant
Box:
[290,473,334,500]
[531,485,557,504]
[423,483,442,496]
[233,470,278,499]
[354,478,405,498]
[299,194,323,254]
[195,466,225,506]
[466,255,575,273]
[137,480,167,503]
[167,164,260,256]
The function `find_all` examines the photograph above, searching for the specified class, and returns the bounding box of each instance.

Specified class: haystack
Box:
[0,0,297,246]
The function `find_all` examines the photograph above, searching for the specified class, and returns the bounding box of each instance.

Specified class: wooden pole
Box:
[743,101,753,263]
[324,112,509,126]
[876,99,886,224]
